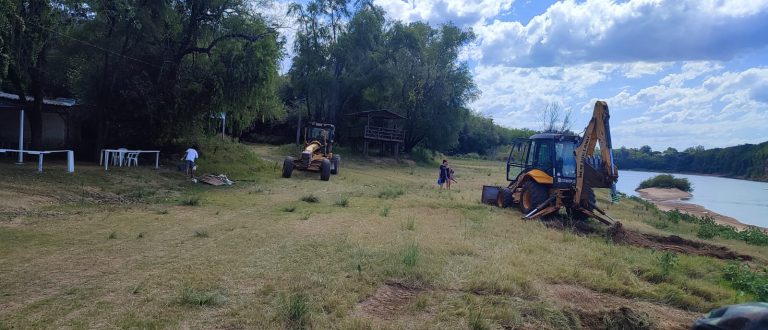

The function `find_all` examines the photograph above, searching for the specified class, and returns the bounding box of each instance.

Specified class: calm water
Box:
[615,170,768,228]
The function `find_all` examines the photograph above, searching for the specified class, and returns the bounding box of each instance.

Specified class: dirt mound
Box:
[543,284,698,330]
[353,280,424,319]
[608,222,751,261]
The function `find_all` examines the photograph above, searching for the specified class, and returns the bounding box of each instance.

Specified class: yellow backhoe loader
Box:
[282,122,340,181]
[485,101,619,224]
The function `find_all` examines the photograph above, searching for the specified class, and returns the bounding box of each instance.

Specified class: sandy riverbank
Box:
[636,187,758,231]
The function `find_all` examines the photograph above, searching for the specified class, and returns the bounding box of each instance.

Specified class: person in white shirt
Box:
[182,145,199,179]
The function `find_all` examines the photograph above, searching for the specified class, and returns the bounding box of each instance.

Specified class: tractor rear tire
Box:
[496,188,513,208]
[320,158,331,181]
[282,157,294,178]
[519,181,549,215]
[568,187,596,221]
[331,155,340,175]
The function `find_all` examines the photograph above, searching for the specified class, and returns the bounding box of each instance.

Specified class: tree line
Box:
[0,0,536,157]
[614,142,768,181]
[1,0,283,152]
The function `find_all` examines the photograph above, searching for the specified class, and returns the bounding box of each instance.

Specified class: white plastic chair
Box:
[115,148,128,166]
[125,152,139,167]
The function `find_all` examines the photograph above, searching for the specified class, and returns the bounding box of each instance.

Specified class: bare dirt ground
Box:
[607,222,752,261]
[542,284,700,330]
[637,188,753,231]
[353,280,425,319]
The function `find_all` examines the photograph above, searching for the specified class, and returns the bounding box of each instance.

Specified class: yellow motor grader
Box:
[485,101,619,224]
[282,122,340,181]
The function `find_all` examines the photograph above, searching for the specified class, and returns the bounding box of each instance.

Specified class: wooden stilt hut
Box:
[344,110,405,158]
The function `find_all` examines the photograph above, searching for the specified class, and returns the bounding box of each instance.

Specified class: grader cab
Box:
[282,122,340,181]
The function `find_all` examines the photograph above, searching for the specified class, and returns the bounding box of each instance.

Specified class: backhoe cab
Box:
[492,101,619,224]
[282,122,341,181]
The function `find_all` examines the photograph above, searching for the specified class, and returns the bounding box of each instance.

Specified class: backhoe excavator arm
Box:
[573,101,619,206]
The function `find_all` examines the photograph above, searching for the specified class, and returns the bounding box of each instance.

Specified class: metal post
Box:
[221,113,226,140]
[17,109,24,164]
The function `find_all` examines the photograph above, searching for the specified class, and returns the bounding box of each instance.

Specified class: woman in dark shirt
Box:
[438,159,450,189]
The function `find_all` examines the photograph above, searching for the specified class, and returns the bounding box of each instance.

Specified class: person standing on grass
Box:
[182,145,199,179]
[447,167,457,190]
[438,159,450,190]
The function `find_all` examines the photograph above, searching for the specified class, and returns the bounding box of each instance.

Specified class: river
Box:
[615,170,768,228]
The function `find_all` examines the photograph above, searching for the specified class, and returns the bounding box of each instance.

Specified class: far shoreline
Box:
[622,168,768,183]
[635,187,766,231]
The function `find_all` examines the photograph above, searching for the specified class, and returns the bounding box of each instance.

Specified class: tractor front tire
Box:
[331,155,340,175]
[282,157,294,178]
[320,158,331,181]
[519,181,549,214]
[496,188,513,208]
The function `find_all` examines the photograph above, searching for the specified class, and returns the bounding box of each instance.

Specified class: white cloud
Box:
[471,63,618,129]
[373,0,515,26]
[611,67,768,148]
[474,0,768,67]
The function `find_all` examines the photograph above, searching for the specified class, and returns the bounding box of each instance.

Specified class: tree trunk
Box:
[27,43,48,149]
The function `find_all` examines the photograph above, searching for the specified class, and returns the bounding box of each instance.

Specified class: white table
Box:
[0,149,75,173]
[101,149,160,170]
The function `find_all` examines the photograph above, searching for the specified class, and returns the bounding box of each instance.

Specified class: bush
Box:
[181,136,267,180]
[723,264,768,301]
[410,147,438,165]
[637,174,693,192]
[300,194,319,203]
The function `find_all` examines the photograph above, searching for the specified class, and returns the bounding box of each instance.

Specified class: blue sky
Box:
[268,0,768,150]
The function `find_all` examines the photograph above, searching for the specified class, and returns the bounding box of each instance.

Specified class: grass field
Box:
[1,144,766,329]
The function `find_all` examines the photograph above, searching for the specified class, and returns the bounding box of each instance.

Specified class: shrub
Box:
[657,252,678,276]
[300,194,319,203]
[379,207,389,217]
[334,196,349,207]
[723,263,768,301]
[283,293,311,329]
[636,174,693,192]
[740,227,768,246]
[193,229,209,238]
[410,147,438,165]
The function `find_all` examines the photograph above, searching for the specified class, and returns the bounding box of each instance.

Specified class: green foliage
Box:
[300,194,319,203]
[657,252,678,276]
[410,147,438,165]
[190,137,268,180]
[108,231,117,240]
[5,0,284,147]
[662,210,768,245]
[379,207,389,217]
[637,174,693,192]
[282,292,311,329]
[615,142,768,181]
[403,244,419,267]
[454,113,535,156]
[287,3,477,152]
[723,264,768,301]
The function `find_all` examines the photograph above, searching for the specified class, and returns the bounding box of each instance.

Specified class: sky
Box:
[264,0,768,150]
